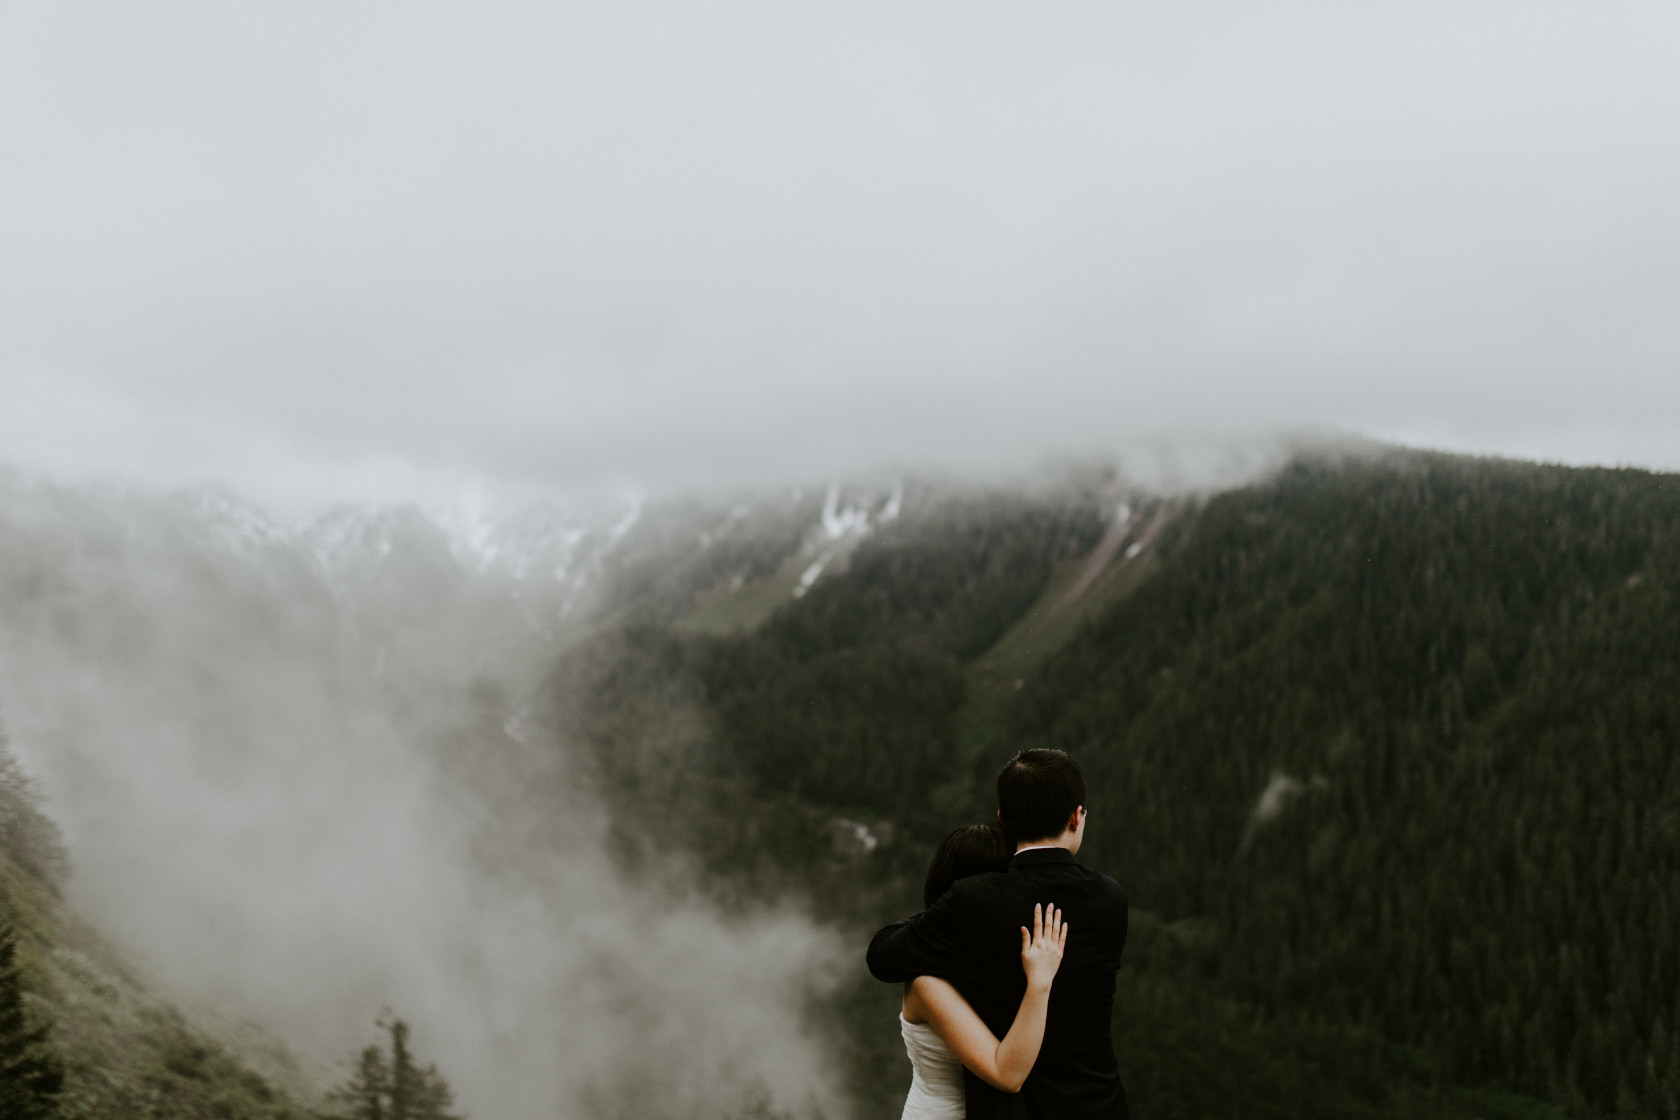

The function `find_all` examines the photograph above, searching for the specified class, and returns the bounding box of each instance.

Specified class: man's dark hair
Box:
[996,749,1087,843]
[923,823,1013,908]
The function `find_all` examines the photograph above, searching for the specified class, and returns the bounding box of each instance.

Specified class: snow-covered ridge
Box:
[0,469,925,629]
[190,490,294,556]
[171,485,642,597]
[0,470,647,641]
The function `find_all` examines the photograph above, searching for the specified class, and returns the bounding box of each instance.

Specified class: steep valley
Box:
[2,450,1677,1118]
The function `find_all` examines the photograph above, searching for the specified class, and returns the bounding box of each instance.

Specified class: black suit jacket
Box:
[867,847,1129,1120]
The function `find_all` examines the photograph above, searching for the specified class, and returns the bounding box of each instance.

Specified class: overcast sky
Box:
[2,1,1676,516]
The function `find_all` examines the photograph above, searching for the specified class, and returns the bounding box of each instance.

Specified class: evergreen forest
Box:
[554,450,1680,1120]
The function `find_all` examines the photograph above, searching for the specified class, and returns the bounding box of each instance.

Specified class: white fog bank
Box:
[0,472,847,1119]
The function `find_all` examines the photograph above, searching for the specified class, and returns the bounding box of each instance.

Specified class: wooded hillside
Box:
[555,451,1680,1120]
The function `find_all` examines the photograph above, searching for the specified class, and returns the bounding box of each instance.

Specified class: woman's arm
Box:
[905,904,1067,1093]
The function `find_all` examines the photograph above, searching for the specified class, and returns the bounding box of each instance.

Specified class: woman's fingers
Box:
[1026,904,1064,950]
[1044,906,1064,953]
[1021,904,1067,984]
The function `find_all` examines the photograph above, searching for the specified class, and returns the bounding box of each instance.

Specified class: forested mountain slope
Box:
[554,451,1679,1120]
[1020,453,1680,1117]
[0,733,318,1119]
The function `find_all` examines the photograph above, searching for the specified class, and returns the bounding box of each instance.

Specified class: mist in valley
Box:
[4,2,1680,1117]
[0,471,852,1118]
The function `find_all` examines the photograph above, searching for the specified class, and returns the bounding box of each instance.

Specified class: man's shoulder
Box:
[1009,855,1127,890]
[1082,866,1129,912]
[939,868,1013,908]
[1007,858,1128,917]
[1087,866,1128,900]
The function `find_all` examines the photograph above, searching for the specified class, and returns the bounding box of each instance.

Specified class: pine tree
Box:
[388,1019,412,1120]
[328,1015,462,1120]
[329,1044,390,1120]
[0,921,63,1120]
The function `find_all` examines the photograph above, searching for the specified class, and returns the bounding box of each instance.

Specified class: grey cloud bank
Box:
[2,1,1677,512]
[0,476,844,1118]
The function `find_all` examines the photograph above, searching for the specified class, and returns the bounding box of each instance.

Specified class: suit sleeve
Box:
[865,883,974,983]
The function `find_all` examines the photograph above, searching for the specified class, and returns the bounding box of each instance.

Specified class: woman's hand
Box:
[1019,903,1067,993]
[918,903,1068,1094]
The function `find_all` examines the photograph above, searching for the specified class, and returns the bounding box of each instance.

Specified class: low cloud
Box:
[0,474,847,1118]
[2,2,1678,509]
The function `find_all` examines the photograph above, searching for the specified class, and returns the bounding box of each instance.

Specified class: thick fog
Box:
[0,473,845,1118]
[2,2,1679,515]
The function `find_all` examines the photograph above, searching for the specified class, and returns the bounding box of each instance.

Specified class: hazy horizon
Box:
[0,427,1670,536]
[4,2,1678,517]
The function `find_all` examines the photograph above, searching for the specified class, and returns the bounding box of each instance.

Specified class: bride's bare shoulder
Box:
[903,974,960,1024]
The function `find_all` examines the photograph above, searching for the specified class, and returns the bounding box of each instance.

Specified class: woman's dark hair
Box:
[996,748,1087,844]
[923,822,1013,908]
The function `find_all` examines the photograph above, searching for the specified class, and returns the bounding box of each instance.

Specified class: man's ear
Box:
[1066,805,1085,833]
[996,809,1003,824]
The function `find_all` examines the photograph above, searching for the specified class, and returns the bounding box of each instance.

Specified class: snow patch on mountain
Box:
[794,560,826,597]
[881,479,903,522]
[293,494,643,606]
[605,498,643,548]
[430,501,599,583]
[190,491,293,558]
[820,484,871,540]
[790,481,903,598]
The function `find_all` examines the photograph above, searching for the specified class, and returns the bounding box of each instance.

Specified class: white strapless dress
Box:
[899,1014,966,1120]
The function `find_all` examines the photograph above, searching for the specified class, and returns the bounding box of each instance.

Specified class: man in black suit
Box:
[867,749,1129,1120]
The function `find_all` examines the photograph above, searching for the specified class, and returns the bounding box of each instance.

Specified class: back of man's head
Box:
[996,749,1087,843]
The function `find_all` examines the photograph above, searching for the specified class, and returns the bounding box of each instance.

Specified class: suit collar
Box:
[1009,846,1077,867]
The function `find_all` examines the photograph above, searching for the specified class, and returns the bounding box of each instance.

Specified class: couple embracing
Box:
[867,749,1130,1120]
